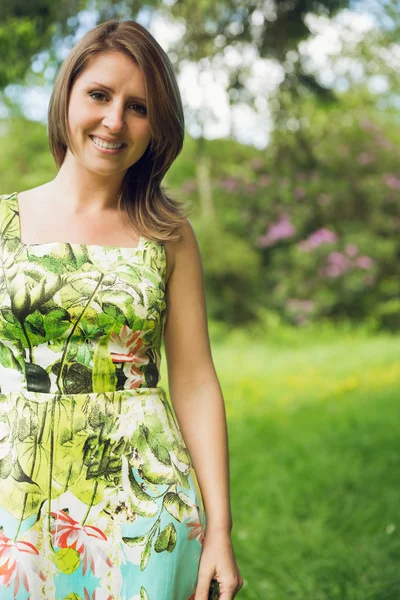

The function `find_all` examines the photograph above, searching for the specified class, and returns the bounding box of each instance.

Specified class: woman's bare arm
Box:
[163,218,232,534]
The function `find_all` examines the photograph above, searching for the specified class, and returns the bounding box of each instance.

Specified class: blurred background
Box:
[1,1,400,598]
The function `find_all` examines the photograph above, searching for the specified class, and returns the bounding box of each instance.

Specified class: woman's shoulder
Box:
[163,217,195,284]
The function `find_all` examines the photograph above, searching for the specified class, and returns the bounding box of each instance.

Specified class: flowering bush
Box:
[189,91,400,328]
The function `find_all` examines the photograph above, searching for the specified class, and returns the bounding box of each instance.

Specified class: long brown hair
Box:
[47,19,188,242]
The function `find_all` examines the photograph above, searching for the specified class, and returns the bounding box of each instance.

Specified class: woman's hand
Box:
[193,529,243,599]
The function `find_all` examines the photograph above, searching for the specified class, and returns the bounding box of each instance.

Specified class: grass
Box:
[161,328,400,599]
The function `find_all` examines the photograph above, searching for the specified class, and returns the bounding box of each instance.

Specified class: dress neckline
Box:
[13,191,146,252]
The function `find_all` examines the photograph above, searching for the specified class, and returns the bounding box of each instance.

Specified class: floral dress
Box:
[0,192,208,600]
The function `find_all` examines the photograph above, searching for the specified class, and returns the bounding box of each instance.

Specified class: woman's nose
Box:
[102,103,125,132]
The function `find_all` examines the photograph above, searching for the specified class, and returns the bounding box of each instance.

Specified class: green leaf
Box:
[12,457,38,487]
[122,533,147,547]
[121,455,158,518]
[24,362,51,393]
[140,586,151,600]
[52,547,81,574]
[25,311,46,338]
[64,594,82,600]
[154,523,177,553]
[0,453,13,479]
[140,527,157,571]
[163,491,194,523]
[92,333,117,393]
[135,425,175,485]
[0,340,20,369]
[64,363,93,394]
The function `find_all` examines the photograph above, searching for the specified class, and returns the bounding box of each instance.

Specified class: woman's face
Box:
[66,51,152,177]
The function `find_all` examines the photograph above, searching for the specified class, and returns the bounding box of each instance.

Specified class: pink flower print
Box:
[0,531,45,597]
[109,325,150,389]
[50,510,112,576]
[186,519,205,546]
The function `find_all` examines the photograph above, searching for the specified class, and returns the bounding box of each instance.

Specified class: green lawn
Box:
[161,330,400,599]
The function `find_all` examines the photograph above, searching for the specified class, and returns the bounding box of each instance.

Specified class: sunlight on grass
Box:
[161,331,400,599]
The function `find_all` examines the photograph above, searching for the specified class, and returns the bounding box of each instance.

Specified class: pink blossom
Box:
[297,228,338,252]
[186,520,205,546]
[258,215,296,248]
[355,256,374,270]
[357,152,374,165]
[0,532,45,597]
[221,177,241,193]
[109,325,149,389]
[51,510,112,576]
[323,252,351,277]
[345,243,359,257]
[384,174,400,190]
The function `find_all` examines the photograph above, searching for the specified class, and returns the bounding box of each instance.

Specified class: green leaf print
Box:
[53,547,81,574]
[122,533,148,547]
[135,425,175,485]
[140,586,151,600]
[154,523,177,553]
[0,339,21,370]
[24,362,51,392]
[12,457,39,486]
[92,333,117,393]
[140,526,158,571]
[163,491,195,523]
[121,455,158,518]
[99,290,138,326]
[0,453,13,479]
[64,595,83,600]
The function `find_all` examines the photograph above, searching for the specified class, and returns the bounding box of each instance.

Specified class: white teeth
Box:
[91,136,124,150]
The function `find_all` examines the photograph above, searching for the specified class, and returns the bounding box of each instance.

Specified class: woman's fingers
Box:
[194,570,214,600]
[218,573,244,598]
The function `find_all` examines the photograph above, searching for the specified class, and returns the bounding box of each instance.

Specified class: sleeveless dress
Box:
[0,192,207,600]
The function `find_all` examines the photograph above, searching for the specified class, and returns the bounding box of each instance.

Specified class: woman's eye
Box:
[89,91,106,101]
[129,103,147,116]
[89,92,147,116]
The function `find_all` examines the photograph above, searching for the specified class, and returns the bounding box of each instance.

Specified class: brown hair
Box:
[47,19,188,242]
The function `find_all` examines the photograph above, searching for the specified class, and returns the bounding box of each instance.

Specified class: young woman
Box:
[0,19,243,600]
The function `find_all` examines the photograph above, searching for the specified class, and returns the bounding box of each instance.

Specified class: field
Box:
[165,327,400,599]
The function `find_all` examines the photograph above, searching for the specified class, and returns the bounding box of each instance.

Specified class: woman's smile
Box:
[89,134,127,154]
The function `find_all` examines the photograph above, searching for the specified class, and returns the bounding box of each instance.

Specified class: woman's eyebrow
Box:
[86,81,146,103]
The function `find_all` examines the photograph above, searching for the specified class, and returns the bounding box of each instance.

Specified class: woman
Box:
[0,18,243,600]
